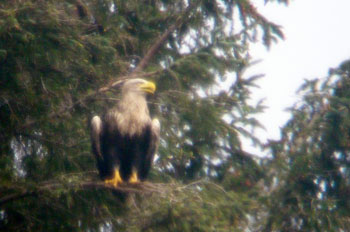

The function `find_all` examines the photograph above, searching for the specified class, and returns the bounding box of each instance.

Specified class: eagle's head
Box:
[121,78,156,96]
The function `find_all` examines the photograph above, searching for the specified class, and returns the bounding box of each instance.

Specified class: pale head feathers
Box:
[107,78,157,136]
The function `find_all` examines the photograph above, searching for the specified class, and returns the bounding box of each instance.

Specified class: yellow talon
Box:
[104,169,123,187]
[129,171,139,183]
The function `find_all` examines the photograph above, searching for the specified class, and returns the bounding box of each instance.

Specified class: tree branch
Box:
[0,181,167,206]
[0,190,38,206]
[132,1,199,73]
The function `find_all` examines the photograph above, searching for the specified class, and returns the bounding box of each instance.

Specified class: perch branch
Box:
[0,181,167,206]
[0,179,232,207]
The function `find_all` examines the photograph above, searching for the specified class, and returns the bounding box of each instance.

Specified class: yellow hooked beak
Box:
[140,81,156,94]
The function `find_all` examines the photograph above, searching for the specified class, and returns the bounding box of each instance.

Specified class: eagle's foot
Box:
[105,169,123,187]
[129,171,139,183]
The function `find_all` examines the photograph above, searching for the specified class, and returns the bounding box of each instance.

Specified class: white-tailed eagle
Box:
[91,79,160,186]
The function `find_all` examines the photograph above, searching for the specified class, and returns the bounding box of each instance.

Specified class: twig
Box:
[175,179,206,191]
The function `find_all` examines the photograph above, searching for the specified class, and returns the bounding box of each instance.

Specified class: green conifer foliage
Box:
[263,60,350,231]
[0,0,286,231]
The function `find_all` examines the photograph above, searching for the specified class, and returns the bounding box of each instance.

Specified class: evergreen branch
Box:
[0,181,167,206]
[284,104,329,154]
[0,190,37,206]
[132,1,200,73]
[18,132,88,148]
[0,179,229,206]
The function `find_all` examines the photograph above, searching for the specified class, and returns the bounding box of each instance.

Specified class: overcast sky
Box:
[246,0,350,146]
